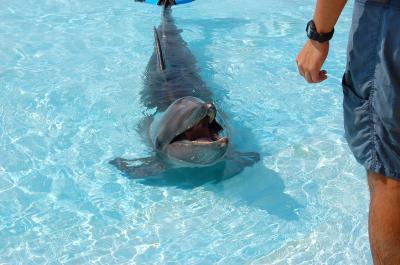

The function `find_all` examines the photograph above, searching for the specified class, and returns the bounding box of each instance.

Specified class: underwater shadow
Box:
[139,160,302,221]
[215,162,303,221]
[139,153,256,189]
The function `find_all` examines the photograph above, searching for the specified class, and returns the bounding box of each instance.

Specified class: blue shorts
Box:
[343,0,400,179]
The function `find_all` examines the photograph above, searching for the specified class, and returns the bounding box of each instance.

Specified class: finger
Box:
[297,61,305,77]
[311,69,321,83]
[298,65,305,77]
[304,72,313,83]
[296,55,305,77]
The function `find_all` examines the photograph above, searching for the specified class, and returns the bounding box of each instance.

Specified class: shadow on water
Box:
[140,161,302,221]
[135,18,303,221]
[216,162,303,221]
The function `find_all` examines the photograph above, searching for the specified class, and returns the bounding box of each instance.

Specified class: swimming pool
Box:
[0,0,371,264]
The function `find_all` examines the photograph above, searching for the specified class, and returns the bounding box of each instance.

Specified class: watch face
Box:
[307,25,312,36]
[306,21,313,38]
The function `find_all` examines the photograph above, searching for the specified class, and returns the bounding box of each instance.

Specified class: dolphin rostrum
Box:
[110,1,260,178]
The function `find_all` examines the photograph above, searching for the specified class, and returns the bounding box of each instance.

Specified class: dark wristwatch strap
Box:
[306,20,334,43]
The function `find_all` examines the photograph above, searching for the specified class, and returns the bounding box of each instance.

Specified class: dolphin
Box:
[110,1,260,178]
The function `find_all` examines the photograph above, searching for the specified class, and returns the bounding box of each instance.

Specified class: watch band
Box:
[306,20,334,43]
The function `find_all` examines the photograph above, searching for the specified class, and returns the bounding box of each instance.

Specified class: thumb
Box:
[319,70,328,81]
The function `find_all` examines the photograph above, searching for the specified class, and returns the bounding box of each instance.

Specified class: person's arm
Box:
[296,0,347,83]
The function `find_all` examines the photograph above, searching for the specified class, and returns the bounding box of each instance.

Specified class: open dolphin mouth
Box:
[170,104,228,145]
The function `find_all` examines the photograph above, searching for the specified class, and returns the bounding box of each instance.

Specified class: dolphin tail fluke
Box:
[153,27,166,72]
[109,157,166,179]
[158,0,176,7]
[134,0,194,6]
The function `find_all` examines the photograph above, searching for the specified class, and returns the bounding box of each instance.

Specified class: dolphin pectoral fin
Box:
[226,151,261,166]
[109,157,166,179]
[219,151,261,181]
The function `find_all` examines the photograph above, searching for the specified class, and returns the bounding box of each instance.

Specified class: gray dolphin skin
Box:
[110,1,260,178]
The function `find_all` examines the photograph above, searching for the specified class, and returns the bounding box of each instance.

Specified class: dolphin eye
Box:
[155,138,162,149]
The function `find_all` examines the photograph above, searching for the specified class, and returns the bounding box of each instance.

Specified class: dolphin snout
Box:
[202,103,213,110]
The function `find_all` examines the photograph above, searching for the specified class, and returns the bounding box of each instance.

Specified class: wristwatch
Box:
[306,20,334,43]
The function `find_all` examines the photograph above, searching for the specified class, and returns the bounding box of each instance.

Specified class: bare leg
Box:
[368,171,400,265]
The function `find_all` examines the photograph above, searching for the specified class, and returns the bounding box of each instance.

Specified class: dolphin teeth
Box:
[208,111,215,124]
[211,133,219,141]
[217,137,229,145]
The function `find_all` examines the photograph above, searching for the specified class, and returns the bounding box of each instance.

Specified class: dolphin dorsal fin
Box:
[153,27,165,72]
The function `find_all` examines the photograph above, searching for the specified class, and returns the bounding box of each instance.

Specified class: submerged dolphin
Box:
[110,1,260,178]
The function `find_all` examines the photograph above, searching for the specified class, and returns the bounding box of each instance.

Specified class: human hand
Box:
[296,40,329,83]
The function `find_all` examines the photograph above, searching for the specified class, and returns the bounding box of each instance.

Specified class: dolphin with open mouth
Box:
[110,0,260,178]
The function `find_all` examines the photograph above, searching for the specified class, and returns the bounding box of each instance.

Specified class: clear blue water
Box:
[0,0,372,264]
